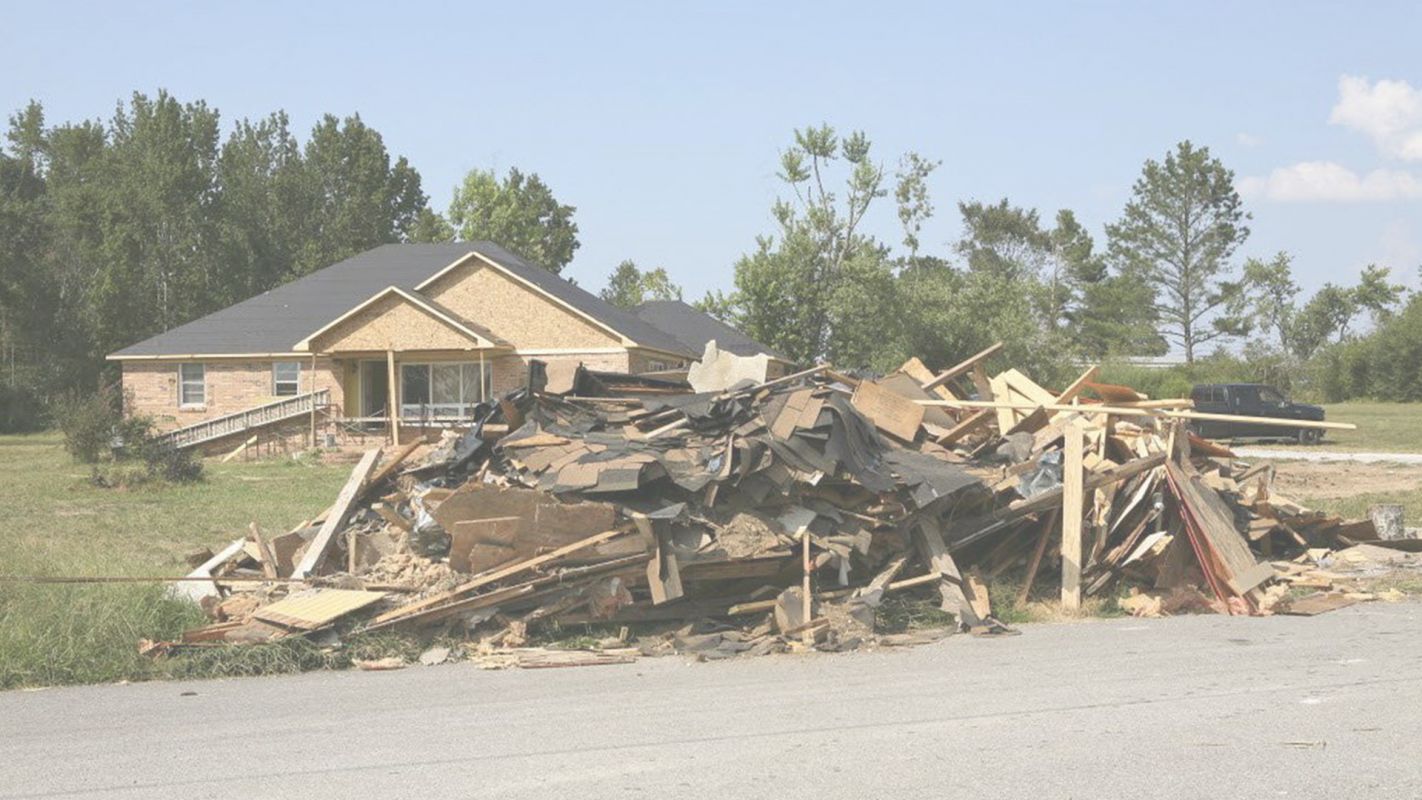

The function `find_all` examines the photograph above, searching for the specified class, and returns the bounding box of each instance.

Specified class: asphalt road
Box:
[3,604,1421,799]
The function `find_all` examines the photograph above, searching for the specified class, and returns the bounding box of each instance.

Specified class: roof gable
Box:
[296,286,507,352]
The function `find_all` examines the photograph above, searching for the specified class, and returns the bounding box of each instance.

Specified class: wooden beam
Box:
[248,522,279,580]
[291,448,382,580]
[1053,365,1099,405]
[1061,421,1085,611]
[358,438,423,499]
[368,527,632,625]
[946,453,1167,552]
[914,399,1356,431]
[221,434,258,464]
[912,517,983,627]
[921,342,1004,391]
[934,407,993,446]
[386,349,399,446]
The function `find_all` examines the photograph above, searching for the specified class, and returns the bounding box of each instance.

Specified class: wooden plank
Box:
[291,448,382,580]
[368,528,632,625]
[946,454,1167,553]
[253,588,385,630]
[912,517,983,627]
[248,522,279,580]
[1061,421,1085,611]
[915,398,1357,431]
[221,435,259,463]
[935,408,993,446]
[1053,365,1099,405]
[1017,510,1056,605]
[851,380,925,440]
[921,342,1005,391]
[359,439,423,498]
[386,349,399,446]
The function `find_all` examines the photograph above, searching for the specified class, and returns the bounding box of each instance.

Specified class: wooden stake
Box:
[1061,420,1085,611]
[248,522,279,580]
[386,349,399,446]
[801,527,813,643]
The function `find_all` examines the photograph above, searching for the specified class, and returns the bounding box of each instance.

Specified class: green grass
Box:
[1298,489,1422,523]
[1313,402,1422,453]
[0,432,349,689]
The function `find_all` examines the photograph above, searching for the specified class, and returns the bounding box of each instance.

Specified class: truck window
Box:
[1258,386,1285,405]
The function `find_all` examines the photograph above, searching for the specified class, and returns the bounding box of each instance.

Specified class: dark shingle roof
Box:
[630,300,789,362]
[109,243,695,358]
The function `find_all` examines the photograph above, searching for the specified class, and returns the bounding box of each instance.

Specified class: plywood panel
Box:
[312,293,480,353]
[425,261,621,349]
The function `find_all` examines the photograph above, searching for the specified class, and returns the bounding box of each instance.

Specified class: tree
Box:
[297,113,428,275]
[1106,141,1251,362]
[1234,251,1300,353]
[599,260,682,307]
[894,152,939,258]
[407,208,454,243]
[216,111,311,299]
[727,125,894,366]
[956,199,1050,282]
[1352,264,1405,323]
[447,167,579,273]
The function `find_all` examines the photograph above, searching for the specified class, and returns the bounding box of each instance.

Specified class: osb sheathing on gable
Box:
[423,261,622,349]
[312,293,480,353]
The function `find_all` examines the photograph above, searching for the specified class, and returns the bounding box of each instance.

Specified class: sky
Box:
[6,1,1422,304]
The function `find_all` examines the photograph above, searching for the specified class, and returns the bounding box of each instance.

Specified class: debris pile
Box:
[154,344,1407,667]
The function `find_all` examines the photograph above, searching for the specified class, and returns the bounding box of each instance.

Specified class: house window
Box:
[178,363,205,407]
[398,362,491,419]
[273,362,301,396]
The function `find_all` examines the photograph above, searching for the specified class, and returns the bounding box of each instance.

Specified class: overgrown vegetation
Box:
[0,433,348,689]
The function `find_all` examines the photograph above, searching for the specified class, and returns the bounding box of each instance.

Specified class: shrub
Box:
[54,385,124,463]
[56,384,202,483]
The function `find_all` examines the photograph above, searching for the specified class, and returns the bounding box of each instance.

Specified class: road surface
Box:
[3,604,1421,799]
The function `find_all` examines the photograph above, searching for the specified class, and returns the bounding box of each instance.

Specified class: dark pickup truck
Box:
[1188,383,1327,444]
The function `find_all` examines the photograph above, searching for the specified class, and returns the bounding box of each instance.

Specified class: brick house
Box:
[108,243,790,448]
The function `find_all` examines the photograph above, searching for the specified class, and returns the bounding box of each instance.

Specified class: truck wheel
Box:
[1296,428,1322,445]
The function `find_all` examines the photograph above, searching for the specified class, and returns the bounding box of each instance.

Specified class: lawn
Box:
[1314,402,1422,453]
[0,432,349,689]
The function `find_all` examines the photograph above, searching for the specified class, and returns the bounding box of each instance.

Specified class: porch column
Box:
[479,350,487,402]
[309,352,318,448]
[386,349,399,446]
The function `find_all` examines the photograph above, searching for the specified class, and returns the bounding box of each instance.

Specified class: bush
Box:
[54,385,125,463]
[55,384,202,483]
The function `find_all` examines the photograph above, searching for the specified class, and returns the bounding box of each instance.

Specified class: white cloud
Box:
[1329,75,1422,161]
[1238,161,1422,202]
[1235,132,1264,147]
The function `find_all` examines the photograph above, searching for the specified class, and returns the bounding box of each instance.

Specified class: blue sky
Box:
[7,1,1422,302]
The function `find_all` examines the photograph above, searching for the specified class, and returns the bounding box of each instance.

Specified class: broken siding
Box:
[424,261,623,350]
[309,293,481,353]
[122,358,345,431]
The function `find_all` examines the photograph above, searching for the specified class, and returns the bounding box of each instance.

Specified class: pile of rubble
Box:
[155,344,1415,667]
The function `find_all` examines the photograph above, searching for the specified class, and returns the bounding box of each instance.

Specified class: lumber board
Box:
[915,399,1356,431]
[291,449,382,580]
[912,517,983,627]
[1061,421,1085,611]
[851,379,925,441]
[368,528,633,625]
[921,342,1004,391]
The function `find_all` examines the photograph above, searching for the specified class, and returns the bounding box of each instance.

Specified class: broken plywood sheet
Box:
[687,340,773,393]
[431,484,620,565]
[1283,592,1359,616]
[851,379,924,441]
[252,589,386,630]
[448,516,522,573]
[876,370,956,427]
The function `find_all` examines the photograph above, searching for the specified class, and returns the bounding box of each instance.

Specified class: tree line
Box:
[2,93,1418,432]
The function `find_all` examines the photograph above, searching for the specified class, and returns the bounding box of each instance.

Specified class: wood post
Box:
[1061,420,1085,611]
[309,353,318,448]
[801,527,812,643]
[386,349,399,446]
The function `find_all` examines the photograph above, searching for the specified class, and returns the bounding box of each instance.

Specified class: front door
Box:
[359,360,389,418]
